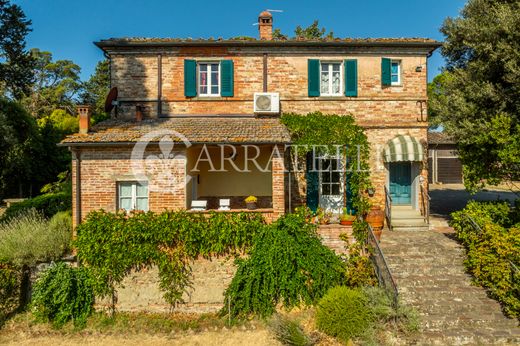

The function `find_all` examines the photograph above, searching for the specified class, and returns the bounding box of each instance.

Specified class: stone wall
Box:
[96,227,353,314]
[96,257,236,313]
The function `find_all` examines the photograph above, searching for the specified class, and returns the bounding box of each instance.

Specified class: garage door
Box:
[437,158,463,184]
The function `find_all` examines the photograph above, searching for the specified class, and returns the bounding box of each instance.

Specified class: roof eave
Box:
[94,40,442,52]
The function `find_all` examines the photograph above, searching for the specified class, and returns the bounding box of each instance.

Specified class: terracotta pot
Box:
[373,229,383,241]
[246,202,257,210]
[366,206,384,231]
[340,219,354,226]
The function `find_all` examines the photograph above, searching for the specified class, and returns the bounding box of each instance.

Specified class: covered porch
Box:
[185,143,286,220]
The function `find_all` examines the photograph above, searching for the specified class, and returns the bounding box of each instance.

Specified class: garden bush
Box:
[268,314,315,346]
[75,210,265,307]
[1,191,71,221]
[222,214,346,318]
[0,210,72,266]
[31,262,95,328]
[450,200,520,318]
[0,263,21,322]
[315,286,372,342]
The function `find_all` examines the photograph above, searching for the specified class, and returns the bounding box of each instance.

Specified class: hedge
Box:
[1,191,71,221]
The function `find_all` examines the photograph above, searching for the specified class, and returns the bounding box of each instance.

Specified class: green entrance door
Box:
[389,162,412,205]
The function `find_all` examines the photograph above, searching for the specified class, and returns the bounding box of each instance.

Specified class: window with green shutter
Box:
[381,58,392,87]
[184,59,197,97]
[344,59,358,97]
[220,60,234,97]
[308,59,320,97]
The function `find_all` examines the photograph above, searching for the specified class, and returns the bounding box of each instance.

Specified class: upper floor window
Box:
[320,62,342,96]
[198,62,220,96]
[391,60,401,85]
[118,181,149,212]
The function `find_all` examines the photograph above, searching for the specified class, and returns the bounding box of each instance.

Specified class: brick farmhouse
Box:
[62,11,441,228]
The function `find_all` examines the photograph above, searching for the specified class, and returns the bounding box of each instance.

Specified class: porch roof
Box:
[61,117,291,146]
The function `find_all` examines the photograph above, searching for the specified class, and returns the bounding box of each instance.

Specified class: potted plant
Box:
[340,208,356,226]
[245,195,258,210]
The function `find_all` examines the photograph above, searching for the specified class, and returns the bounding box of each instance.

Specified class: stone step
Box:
[379,229,519,344]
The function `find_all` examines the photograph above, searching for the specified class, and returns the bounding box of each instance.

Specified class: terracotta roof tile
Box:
[428,132,455,145]
[61,117,291,145]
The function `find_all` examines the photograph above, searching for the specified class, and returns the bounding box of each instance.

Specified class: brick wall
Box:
[109,47,428,125]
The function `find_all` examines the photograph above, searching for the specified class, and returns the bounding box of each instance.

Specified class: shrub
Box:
[31,262,95,328]
[315,286,372,342]
[0,210,72,266]
[75,210,265,307]
[0,263,21,321]
[1,191,71,221]
[268,314,315,346]
[450,200,520,318]
[223,214,346,318]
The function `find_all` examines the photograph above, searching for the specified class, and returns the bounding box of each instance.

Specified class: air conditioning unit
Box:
[254,92,280,114]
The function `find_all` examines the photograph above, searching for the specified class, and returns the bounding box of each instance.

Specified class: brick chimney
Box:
[258,11,273,40]
[77,105,91,134]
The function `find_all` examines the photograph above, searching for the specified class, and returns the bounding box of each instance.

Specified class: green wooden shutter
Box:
[184,59,197,97]
[308,59,320,97]
[381,58,392,87]
[220,60,234,97]
[344,59,358,97]
[306,152,319,212]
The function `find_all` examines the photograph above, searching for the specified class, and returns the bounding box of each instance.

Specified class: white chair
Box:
[218,199,231,211]
[191,200,207,211]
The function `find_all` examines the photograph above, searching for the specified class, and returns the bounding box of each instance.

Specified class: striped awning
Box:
[383,135,424,162]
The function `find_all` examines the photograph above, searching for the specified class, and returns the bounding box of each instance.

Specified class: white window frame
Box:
[391,60,401,86]
[117,181,149,212]
[198,62,220,97]
[320,61,343,96]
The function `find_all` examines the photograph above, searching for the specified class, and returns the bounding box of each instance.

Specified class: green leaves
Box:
[31,262,95,328]
[281,112,372,215]
[222,213,346,318]
[450,200,520,317]
[75,210,265,307]
[430,0,520,191]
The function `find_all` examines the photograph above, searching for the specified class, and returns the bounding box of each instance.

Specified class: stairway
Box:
[380,229,520,345]
[391,205,429,231]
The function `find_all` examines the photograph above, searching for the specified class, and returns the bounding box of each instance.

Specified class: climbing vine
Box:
[75,210,265,309]
[281,112,373,216]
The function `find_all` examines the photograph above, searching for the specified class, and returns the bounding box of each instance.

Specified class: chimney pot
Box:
[258,11,273,40]
[77,105,91,134]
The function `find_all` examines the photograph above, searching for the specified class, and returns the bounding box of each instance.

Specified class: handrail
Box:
[420,185,431,225]
[365,220,399,308]
[384,186,392,231]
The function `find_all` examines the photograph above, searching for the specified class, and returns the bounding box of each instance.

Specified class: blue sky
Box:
[14,0,466,81]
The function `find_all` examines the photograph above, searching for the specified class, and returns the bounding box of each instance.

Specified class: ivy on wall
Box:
[281,112,373,215]
[75,210,265,310]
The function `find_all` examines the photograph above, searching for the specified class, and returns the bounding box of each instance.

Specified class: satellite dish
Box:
[104,87,118,113]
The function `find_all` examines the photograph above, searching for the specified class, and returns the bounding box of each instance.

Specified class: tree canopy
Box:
[429,0,520,192]
[0,0,34,100]
[272,20,335,40]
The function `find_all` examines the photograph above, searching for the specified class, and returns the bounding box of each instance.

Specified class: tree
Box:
[80,59,110,119]
[0,98,39,198]
[23,49,81,118]
[271,20,335,41]
[0,0,34,100]
[429,0,520,192]
[294,20,334,40]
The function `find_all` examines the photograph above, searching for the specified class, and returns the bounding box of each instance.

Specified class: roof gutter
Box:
[58,140,292,148]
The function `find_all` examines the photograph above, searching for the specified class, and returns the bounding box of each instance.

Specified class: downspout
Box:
[263,53,268,92]
[157,54,163,117]
[74,148,82,229]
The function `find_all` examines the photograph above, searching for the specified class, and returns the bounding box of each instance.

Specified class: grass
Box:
[0,311,258,336]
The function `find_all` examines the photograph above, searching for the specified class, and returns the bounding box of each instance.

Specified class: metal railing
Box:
[384,186,392,231]
[366,221,399,308]
[420,185,430,225]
